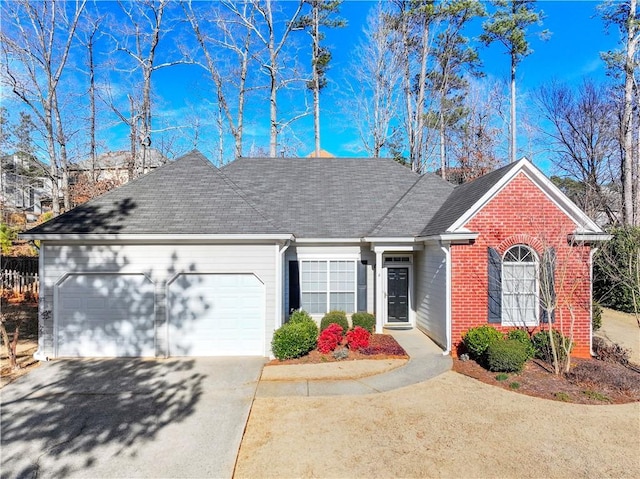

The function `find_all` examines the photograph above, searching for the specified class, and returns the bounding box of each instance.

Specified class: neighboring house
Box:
[22,150,609,359]
[69,149,166,185]
[1,153,51,221]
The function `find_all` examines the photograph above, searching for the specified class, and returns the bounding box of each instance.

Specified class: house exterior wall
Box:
[39,242,277,357]
[450,173,593,358]
[414,244,448,349]
[284,244,376,323]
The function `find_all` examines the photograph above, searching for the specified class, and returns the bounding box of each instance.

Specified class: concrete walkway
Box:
[256,329,452,397]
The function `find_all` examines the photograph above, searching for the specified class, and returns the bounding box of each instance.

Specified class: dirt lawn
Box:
[236,371,639,478]
[597,308,640,365]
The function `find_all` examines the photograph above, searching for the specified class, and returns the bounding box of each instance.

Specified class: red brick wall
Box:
[451,172,593,358]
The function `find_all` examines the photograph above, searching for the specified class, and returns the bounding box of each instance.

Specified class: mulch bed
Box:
[453,356,640,405]
[267,334,409,366]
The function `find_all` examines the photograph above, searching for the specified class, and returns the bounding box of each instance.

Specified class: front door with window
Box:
[387,267,409,322]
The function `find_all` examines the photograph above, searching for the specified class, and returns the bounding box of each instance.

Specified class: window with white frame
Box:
[502,245,539,326]
[300,260,356,314]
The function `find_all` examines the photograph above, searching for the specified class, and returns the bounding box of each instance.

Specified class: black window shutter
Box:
[288,260,300,313]
[357,260,367,312]
[540,247,556,323]
[487,247,502,323]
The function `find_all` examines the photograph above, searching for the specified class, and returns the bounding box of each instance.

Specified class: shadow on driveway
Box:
[1,357,264,479]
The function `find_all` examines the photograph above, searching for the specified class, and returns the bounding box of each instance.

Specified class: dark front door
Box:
[387,267,409,323]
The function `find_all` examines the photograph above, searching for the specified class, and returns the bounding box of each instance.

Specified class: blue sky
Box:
[315,1,619,167]
[2,1,623,175]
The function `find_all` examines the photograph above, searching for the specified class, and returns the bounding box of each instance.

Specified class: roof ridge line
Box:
[365,175,425,237]
[212,160,285,232]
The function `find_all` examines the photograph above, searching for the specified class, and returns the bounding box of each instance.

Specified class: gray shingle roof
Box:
[420,161,515,236]
[25,150,513,239]
[367,173,455,237]
[221,157,422,238]
[25,150,282,235]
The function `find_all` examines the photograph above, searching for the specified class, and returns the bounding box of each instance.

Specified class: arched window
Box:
[502,245,539,326]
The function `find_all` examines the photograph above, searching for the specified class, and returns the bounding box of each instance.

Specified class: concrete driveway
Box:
[0,357,265,479]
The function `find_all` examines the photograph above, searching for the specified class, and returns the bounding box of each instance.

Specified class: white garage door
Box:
[168,273,265,356]
[56,273,156,357]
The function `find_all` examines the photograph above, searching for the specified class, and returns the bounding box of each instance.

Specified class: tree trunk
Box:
[53,91,70,211]
[312,3,321,156]
[0,313,24,371]
[413,17,430,172]
[128,95,137,181]
[440,109,446,180]
[44,104,60,216]
[622,0,637,225]
[88,32,97,187]
[510,53,517,163]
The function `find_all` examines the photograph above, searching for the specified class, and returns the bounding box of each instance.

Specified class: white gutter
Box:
[440,241,452,355]
[362,237,417,243]
[567,233,612,244]
[417,232,479,244]
[589,247,599,358]
[19,233,295,242]
[294,237,363,244]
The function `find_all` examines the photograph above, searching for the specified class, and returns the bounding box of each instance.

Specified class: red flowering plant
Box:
[317,323,344,353]
[346,326,370,350]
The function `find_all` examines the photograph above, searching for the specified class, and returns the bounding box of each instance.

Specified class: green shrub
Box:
[486,339,529,373]
[288,309,314,325]
[532,329,569,365]
[320,310,349,333]
[0,223,17,255]
[351,312,376,333]
[506,329,535,359]
[462,325,503,359]
[271,321,318,360]
[593,226,640,314]
[592,302,602,332]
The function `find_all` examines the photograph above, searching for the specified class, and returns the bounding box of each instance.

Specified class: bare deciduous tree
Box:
[600,0,640,226]
[221,0,305,157]
[183,0,256,160]
[107,0,186,179]
[0,0,87,216]
[449,78,504,182]
[388,0,438,172]
[344,3,403,158]
[536,80,619,222]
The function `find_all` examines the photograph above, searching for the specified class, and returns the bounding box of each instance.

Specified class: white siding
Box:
[415,244,448,349]
[40,242,277,358]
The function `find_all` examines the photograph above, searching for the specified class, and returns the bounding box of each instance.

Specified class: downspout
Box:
[589,246,598,357]
[440,241,452,355]
[32,241,49,361]
[275,239,291,330]
[375,250,384,333]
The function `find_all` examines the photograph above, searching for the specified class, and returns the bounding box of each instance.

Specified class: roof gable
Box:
[421,158,604,237]
[24,150,282,237]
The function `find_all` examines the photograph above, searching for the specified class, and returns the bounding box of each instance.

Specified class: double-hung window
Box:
[502,245,539,326]
[300,260,356,314]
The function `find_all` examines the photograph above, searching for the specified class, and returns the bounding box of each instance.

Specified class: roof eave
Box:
[567,232,613,244]
[20,233,294,243]
[417,232,479,244]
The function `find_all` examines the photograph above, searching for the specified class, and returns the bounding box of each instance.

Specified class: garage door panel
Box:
[168,273,265,356]
[57,274,155,357]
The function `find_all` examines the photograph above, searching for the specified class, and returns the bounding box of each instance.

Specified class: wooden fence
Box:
[1,269,39,297]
